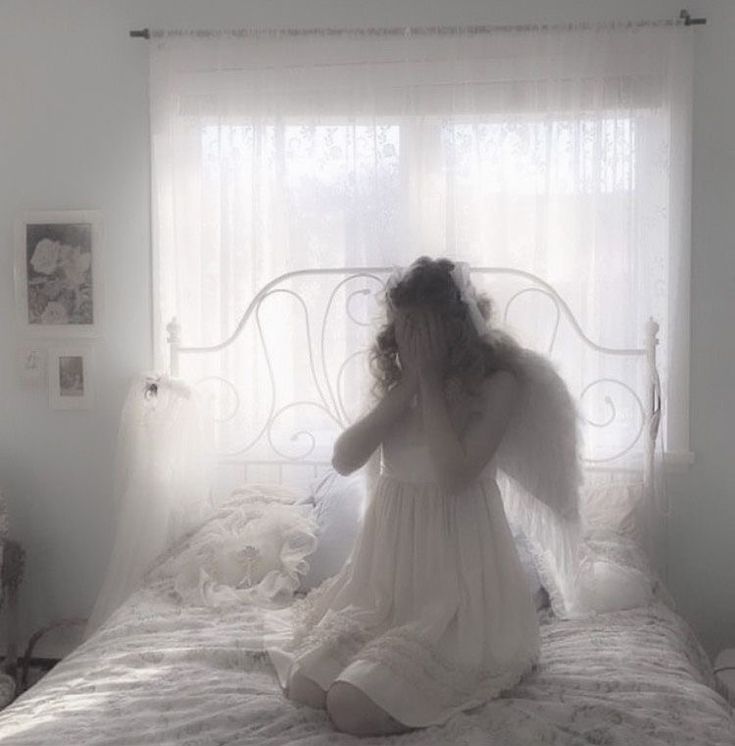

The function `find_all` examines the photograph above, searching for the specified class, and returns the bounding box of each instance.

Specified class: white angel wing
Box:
[496,348,583,520]
[495,348,587,618]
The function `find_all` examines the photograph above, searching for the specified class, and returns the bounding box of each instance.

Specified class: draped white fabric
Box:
[149,25,693,575]
[85,375,215,636]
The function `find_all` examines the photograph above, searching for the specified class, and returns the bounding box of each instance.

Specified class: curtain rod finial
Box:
[679,9,707,25]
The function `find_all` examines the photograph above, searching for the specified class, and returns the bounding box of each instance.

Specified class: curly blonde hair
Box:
[369,256,523,397]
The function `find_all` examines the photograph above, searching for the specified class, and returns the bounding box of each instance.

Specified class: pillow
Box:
[577,532,656,612]
[578,559,653,613]
[580,479,644,539]
[298,469,367,591]
[146,484,318,607]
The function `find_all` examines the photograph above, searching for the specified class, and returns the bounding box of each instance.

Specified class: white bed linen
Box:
[0,579,733,746]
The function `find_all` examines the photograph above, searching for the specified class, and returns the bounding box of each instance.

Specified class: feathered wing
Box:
[497,348,583,519]
[495,348,587,618]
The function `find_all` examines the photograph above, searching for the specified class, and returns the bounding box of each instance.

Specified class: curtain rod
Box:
[129,9,706,40]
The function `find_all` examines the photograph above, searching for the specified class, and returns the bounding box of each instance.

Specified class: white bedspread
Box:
[0,580,733,746]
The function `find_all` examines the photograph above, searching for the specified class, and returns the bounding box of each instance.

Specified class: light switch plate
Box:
[18,344,46,385]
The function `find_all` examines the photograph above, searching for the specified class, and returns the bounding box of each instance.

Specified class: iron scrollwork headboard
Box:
[163,266,662,493]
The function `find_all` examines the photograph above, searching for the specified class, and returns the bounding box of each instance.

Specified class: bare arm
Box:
[331,374,417,475]
[419,368,518,493]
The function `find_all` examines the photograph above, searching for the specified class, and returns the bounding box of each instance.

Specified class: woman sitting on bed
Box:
[267,256,544,736]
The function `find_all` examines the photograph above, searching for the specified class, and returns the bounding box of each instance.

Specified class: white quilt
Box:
[0,579,733,746]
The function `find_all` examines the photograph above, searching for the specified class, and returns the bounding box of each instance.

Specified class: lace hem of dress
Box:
[356,624,541,711]
[286,580,540,712]
[290,574,341,632]
[287,577,370,664]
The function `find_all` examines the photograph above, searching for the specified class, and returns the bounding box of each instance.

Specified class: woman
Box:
[267,257,542,736]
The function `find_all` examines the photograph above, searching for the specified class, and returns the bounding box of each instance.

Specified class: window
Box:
[151,25,693,466]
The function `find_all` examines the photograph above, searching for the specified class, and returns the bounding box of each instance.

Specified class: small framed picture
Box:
[17,343,46,386]
[14,210,103,336]
[49,347,94,410]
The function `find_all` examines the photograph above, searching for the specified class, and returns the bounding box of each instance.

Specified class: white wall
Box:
[0,0,732,658]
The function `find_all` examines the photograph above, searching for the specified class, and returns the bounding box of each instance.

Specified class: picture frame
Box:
[14,209,104,336]
[48,347,94,410]
[17,342,46,386]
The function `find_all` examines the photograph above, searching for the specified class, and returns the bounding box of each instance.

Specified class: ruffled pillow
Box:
[146,484,318,608]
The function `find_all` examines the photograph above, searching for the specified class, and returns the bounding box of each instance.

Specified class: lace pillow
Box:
[147,484,318,608]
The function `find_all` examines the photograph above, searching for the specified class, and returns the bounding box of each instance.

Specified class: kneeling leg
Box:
[285,670,327,710]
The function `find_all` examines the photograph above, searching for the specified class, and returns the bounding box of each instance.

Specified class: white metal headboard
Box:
[164,266,662,493]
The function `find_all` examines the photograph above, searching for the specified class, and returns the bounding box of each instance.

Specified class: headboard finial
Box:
[166,317,181,345]
[646,316,660,344]
[166,317,182,376]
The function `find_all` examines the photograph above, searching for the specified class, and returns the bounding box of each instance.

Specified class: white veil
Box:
[85,374,215,636]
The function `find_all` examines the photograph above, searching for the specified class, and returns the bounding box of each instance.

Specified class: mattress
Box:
[0,577,733,746]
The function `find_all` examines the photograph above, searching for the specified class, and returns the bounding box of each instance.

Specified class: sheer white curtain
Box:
[151,22,692,451]
[149,23,693,568]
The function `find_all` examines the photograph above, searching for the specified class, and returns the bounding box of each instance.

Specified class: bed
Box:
[0,573,732,745]
[1,266,733,745]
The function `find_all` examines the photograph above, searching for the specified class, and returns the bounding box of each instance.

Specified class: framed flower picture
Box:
[14,210,103,336]
[49,347,94,410]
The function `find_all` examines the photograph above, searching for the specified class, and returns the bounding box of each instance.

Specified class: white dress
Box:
[266,396,541,728]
